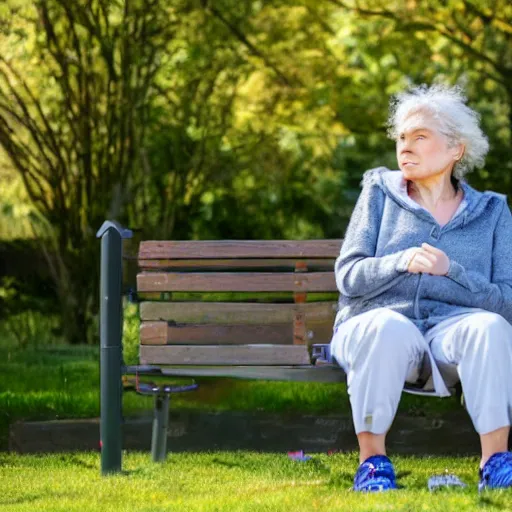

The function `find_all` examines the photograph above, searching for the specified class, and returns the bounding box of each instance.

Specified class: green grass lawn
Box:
[1,451,511,511]
[0,343,506,510]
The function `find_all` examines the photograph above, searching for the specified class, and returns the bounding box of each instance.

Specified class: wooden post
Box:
[293,261,307,345]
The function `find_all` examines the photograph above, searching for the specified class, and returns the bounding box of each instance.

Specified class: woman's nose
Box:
[398,139,412,153]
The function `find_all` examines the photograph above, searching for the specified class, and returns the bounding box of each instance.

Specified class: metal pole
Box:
[151,394,170,462]
[98,223,126,475]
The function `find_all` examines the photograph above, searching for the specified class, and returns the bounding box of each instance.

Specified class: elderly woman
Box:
[330,84,512,492]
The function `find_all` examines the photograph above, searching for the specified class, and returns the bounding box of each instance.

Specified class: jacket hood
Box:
[364,167,505,228]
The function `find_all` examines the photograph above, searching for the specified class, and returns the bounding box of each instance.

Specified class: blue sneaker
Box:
[353,455,397,492]
[479,452,512,491]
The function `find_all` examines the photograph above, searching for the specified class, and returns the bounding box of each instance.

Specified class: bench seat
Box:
[125,363,345,382]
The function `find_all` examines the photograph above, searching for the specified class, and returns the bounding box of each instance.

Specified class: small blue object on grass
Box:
[428,473,467,491]
[287,451,312,462]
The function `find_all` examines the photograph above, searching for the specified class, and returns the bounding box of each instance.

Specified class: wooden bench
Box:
[96,221,344,474]
[96,221,457,475]
[135,238,342,378]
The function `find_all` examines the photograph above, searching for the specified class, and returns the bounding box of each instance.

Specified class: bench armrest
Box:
[96,220,133,239]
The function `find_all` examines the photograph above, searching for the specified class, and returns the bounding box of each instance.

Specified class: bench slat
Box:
[140,301,337,324]
[137,272,336,292]
[138,258,335,271]
[138,240,341,260]
[156,364,346,382]
[140,320,334,345]
[140,322,293,345]
[139,345,311,365]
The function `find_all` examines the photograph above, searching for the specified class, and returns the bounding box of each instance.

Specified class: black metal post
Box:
[97,221,132,475]
[151,394,170,462]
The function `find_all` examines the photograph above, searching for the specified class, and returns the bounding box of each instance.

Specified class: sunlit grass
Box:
[1,451,510,511]
[0,327,493,511]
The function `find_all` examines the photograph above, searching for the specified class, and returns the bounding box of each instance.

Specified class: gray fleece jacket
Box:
[334,167,512,396]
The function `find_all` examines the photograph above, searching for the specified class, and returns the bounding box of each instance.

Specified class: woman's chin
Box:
[400,167,418,180]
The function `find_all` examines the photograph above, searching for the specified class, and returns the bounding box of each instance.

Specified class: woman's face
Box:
[396,112,463,182]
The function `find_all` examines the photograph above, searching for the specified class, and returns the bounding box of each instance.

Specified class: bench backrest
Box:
[136,240,341,366]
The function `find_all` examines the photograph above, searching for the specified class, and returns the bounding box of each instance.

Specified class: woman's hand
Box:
[407,243,450,276]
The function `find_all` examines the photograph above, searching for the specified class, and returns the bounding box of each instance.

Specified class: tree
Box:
[323,0,512,192]
[1,0,511,345]
[0,0,176,343]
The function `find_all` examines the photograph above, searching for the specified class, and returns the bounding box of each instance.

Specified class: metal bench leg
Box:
[98,225,124,475]
[151,394,170,462]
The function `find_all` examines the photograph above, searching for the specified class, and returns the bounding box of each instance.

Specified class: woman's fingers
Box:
[421,243,446,257]
[414,253,434,269]
[418,249,437,265]
[416,254,434,270]
[408,245,450,275]
[421,243,450,275]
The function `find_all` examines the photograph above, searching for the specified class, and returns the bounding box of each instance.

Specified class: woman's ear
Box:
[453,144,465,161]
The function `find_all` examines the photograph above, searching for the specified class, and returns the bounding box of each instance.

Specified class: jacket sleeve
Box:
[439,199,512,322]
[335,177,417,298]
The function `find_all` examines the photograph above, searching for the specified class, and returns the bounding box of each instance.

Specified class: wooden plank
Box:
[293,262,307,344]
[140,318,334,346]
[305,319,335,344]
[154,364,346,382]
[138,258,335,271]
[140,301,337,323]
[140,322,292,345]
[138,240,342,260]
[137,272,336,293]
[139,322,167,345]
[139,345,311,365]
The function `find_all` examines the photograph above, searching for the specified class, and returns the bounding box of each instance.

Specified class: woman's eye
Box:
[416,135,425,140]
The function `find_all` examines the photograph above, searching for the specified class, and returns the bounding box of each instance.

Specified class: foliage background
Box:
[0,0,511,344]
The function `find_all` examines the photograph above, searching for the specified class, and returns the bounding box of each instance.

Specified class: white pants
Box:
[330,308,512,435]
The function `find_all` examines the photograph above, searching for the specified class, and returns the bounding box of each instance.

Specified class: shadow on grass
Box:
[301,458,332,474]
[211,456,244,469]
[476,495,500,508]
[327,471,353,488]
[0,495,46,507]
[57,453,98,470]
[0,491,77,507]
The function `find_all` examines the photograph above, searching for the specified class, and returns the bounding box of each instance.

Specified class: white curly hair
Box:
[387,84,489,179]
